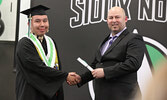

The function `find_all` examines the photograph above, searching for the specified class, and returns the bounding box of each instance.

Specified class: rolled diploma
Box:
[77,57,93,71]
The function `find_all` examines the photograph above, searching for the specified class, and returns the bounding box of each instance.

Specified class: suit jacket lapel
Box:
[103,29,129,56]
[96,35,110,61]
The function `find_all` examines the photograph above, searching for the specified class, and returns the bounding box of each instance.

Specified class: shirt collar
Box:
[109,27,127,38]
[33,33,44,43]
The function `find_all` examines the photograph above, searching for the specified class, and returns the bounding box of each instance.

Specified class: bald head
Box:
[108,6,126,18]
[107,6,128,35]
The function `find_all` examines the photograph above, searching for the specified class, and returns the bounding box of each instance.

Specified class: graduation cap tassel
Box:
[27,14,31,37]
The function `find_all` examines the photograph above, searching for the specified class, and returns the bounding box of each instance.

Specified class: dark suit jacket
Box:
[78,29,145,100]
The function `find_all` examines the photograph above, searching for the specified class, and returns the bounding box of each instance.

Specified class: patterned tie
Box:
[38,36,44,43]
[108,36,117,47]
[101,36,117,55]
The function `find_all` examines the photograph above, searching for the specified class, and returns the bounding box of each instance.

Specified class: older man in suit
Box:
[73,6,145,100]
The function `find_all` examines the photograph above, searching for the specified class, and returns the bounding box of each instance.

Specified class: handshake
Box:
[66,68,105,85]
[66,72,81,86]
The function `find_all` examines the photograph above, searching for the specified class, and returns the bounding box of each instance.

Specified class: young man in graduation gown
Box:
[15,5,78,100]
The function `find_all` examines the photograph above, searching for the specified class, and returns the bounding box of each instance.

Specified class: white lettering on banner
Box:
[138,0,167,22]
[70,0,167,28]
[154,0,167,22]
[70,0,131,28]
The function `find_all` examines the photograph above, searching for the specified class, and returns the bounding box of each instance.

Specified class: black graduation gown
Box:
[15,37,68,100]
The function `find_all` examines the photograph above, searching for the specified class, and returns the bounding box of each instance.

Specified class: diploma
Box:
[77,57,94,71]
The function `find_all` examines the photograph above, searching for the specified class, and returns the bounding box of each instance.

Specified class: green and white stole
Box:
[26,33,59,69]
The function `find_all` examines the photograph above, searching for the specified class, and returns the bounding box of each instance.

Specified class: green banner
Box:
[0,0,2,5]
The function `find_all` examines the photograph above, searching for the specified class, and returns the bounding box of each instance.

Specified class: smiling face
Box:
[107,7,128,35]
[30,15,49,36]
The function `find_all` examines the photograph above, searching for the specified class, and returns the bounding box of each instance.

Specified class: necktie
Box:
[101,36,117,55]
[38,36,44,43]
[108,36,117,47]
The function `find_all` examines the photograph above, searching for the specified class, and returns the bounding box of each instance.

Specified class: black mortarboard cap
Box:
[21,5,49,18]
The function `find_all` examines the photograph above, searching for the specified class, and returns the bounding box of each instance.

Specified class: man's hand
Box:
[66,72,81,85]
[92,68,104,78]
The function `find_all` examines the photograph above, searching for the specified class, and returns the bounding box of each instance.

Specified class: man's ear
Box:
[106,18,109,24]
[125,16,128,22]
